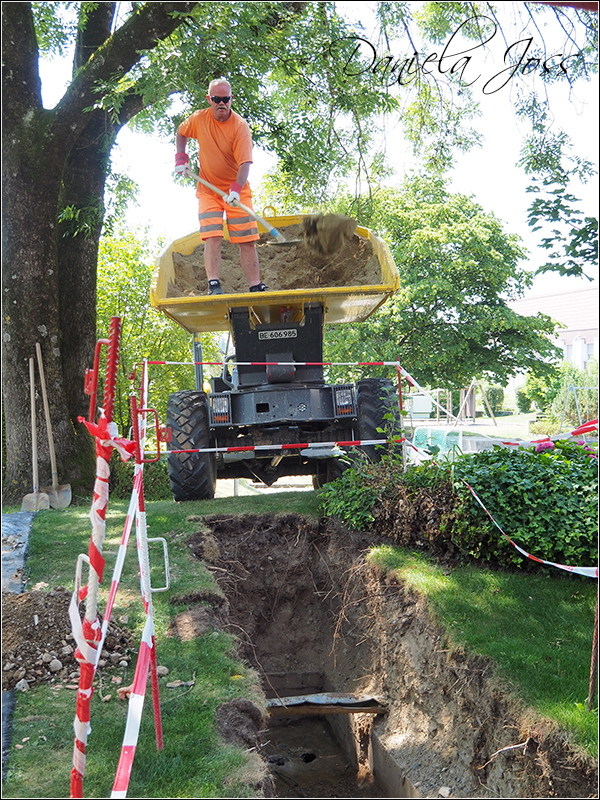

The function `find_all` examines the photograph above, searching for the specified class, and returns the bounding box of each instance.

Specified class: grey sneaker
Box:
[208,280,224,295]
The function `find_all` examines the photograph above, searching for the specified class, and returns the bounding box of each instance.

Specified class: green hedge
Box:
[319,439,598,571]
[450,440,598,569]
[484,385,504,416]
[516,387,532,413]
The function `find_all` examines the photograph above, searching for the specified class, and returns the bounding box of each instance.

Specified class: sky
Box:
[40,2,598,299]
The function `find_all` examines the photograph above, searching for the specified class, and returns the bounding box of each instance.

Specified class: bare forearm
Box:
[235,162,251,188]
[176,133,188,153]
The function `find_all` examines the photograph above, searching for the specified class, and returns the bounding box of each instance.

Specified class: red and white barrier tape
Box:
[69,414,135,798]
[166,423,597,458]
[143,359,399,367]
[480,418,599,450]
[111,360,164,797]
[111,617,155,798]
[462,479,598,579]
[167,437,404,456]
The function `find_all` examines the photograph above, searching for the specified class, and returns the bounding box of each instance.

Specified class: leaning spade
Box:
[36,343,72,508]
[21,357,50,512]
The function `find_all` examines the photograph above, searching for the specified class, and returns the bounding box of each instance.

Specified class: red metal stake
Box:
[71,317,121,799]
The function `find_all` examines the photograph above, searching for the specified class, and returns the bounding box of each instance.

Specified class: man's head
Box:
[207,79,233,122]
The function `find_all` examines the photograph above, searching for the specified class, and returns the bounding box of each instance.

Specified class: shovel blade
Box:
[266,239,300,248]
[42,484,72,509]
[21,491,50,512]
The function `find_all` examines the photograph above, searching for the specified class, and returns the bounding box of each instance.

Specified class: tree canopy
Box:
[2,1,597,501]
[325,176,561,390]
[517,96,598,280]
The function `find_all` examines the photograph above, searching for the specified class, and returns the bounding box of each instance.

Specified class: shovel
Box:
[36,342,72,508]
[21,357,50,512]
[187,170,300,247]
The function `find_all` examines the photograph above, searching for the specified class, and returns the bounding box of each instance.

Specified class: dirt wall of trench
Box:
[183,513,597,799]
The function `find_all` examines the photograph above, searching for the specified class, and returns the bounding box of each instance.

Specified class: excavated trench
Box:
[184,513,597,799]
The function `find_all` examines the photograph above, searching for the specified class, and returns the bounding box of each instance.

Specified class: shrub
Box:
[525,370,560,411]
[528,413,562,436]
[318,462,381,530]
[109,456,172,501]
[319,440,598,572]
[516,387,532,413]
[450,440,598,569]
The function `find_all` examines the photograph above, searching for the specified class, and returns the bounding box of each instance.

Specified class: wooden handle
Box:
[29,358,40,493]
[35,342,59,488]
[188,171,289,245]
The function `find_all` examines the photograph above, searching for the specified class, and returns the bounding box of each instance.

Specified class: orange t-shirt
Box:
[178,108,253,198]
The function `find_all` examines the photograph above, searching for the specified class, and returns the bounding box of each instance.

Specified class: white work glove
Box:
[174,152,190,177]
[224,181,242,205]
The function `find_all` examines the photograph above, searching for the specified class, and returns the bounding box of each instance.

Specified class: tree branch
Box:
[54,2,199,132]
[1,2,42,123]
[73,2,118,74]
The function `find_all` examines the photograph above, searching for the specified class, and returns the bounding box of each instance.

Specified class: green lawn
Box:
[2,487,597,798]
[3,492,320,799]
[368,545,598,756]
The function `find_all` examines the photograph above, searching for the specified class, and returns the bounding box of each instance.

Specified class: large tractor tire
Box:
[166,391,216,501]
[313,379,399,489]
[356,378,399,462]
[312,457,346,490]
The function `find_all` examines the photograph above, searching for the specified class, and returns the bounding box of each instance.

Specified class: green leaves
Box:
[324,174,561,389]
[518,98,598,281]
[318,465,380,530]
[58,200,104,238]
[319,437,598,572]
[32,1,76,57]
[452,441,598,569]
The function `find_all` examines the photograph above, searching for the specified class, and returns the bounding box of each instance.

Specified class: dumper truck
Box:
[150,214,400,501]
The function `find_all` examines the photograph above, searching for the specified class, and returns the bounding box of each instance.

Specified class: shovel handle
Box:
[35,343,59,487]
[187,170,289,245]
[29,358,40,493]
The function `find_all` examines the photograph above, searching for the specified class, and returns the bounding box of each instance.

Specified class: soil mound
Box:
[2,588,134,691]
[216,697,265,749]
[167,225,381,297]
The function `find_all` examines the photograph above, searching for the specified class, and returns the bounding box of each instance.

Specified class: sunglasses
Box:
[210,95,231,104]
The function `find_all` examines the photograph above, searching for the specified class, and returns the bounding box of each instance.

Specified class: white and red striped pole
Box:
[111,360,164,797]
[70,317,122,799]
[132,361,163,749]
[111,617,156,798]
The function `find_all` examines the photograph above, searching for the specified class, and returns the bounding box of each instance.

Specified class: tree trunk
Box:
[2,140,85,500]
[58,3,145,431]
[58,115,118,428]
[2,1,199,503]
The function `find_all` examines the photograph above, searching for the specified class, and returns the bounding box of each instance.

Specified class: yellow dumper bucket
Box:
[150,214,400,333]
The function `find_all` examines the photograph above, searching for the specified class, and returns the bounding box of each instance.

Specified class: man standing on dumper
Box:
[174,78,266,295]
